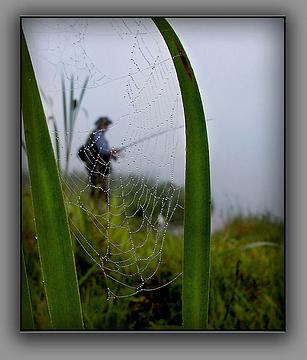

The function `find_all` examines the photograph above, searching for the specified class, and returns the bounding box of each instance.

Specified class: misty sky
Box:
[22,17,284,228]
[169,18,284,224]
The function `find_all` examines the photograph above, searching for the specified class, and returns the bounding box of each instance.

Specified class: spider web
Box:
[23,17,185,299]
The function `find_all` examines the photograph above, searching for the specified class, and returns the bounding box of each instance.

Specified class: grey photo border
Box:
[1,0,306,358]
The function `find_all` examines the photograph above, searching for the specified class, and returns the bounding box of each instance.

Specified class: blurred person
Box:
[79,116,119,204]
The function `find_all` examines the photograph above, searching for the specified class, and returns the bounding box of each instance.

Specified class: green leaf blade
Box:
[61,74,68,150]
[21,30,84,330]
[21,249,35,330]
[153,18,211,330]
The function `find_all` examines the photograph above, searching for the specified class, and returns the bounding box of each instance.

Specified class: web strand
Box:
[25,18,185,299]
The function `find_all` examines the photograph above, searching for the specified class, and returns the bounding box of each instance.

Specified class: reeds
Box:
[61,74,89,173]
[22,18,211,330]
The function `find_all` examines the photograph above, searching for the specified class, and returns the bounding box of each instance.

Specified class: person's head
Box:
[95,117,112,131]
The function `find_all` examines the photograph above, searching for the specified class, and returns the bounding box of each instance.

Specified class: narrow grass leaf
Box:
[21,30,84,330]
[153,18,211,329]
[21,248,35,330]
[61,74,68,151]
[48,116,61,169]
[65,75,75,172]
[78,263,98,287]
[21,139,26,152]
[67,75,89,172]
[219,241,279,258]
[74,75,89,124]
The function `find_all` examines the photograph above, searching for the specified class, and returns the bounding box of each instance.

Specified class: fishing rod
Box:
[115,118,213,152]
[116,124,184,152]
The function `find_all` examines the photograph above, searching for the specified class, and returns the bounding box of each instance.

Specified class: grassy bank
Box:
[22,183,284,331]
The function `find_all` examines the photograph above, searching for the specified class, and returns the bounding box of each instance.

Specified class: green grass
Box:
[21,248,35,330]
[153,17,211,330]
[23,18,211,330]
[21,20,284,331]
[22,180,284,331]
[209,215,284,330]
[61,74,89,173]
[22,31,83,330]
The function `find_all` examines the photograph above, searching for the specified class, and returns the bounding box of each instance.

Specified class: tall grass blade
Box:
[74,75,89,123]
[65,75,75,172]
[66,75,89,173]
[21,30,84,329]
[61,74,68,152]
[153,18,211,329]
[48,116,61,169]
[40,88,61,168]
[21,248,35,330]
[21,139,26,152]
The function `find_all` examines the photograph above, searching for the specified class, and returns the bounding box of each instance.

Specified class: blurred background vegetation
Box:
[22,173,284,331]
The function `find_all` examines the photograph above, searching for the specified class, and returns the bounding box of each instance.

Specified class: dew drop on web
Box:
[24,17,185,300]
